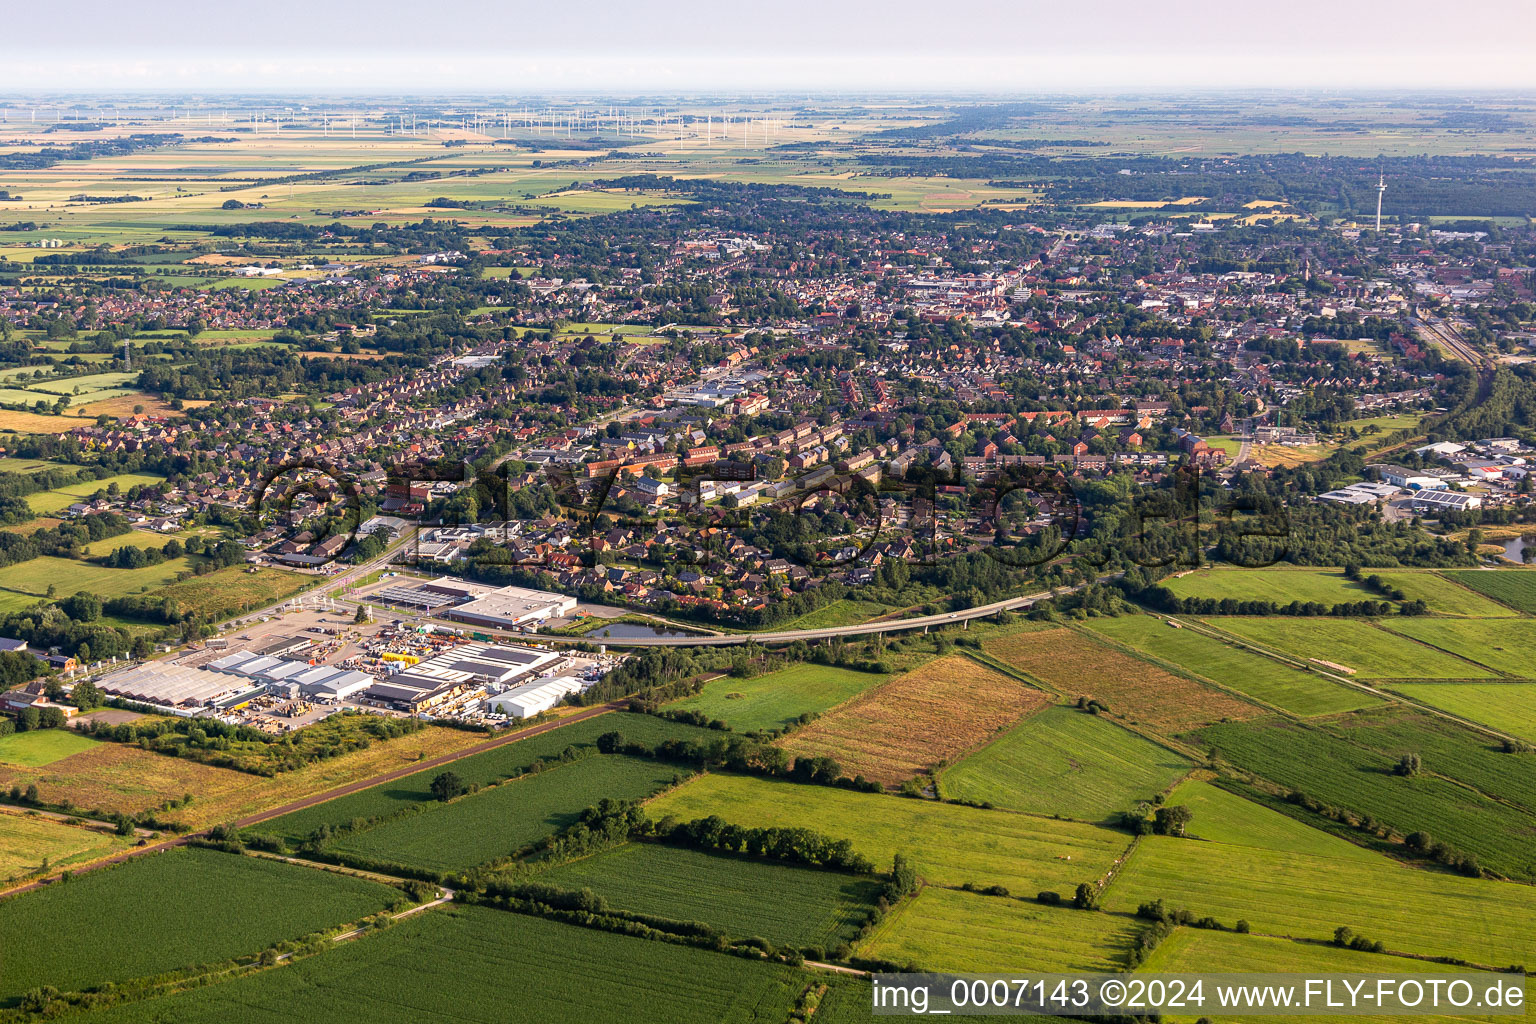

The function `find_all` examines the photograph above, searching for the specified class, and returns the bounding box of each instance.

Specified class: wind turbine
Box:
[1375,172,1387,232]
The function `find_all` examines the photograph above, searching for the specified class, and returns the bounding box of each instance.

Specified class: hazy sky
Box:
[3,0,1534,92]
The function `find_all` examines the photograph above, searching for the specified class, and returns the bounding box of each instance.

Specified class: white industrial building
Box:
[485,676,587,719]
[207,651,375,699]
[440,584,577,629]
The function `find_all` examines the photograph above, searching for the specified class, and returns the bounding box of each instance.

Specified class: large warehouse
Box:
[362,641,562,712]
[439,584,577,629]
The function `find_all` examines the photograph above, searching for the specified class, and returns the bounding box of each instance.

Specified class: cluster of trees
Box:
[0,512,131,569]
[596,728,882,794]
[658,813,874,874]
[1116,802,1194,837]
[1134,584,1415,618]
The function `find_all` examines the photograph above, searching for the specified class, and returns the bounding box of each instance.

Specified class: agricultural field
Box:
[249,712,710,843]
[0,811,131,882]
[1195,715,1536,880]
[858,886,1137,973]
[533,841,882,949]
[980,627,1261,734]
[1389,682,1536,742]
[647,773,1131,895]
[1443,569,1536,614]
[1205,618,1498,679]
[1102,800,1536,969]
[1382,619,1536,678]
[0,552,194,600]
[779,655,1050,787]
[938,706,1191,820]
[0,847,402,1007]
[665,663,889,734]
[1163,567,1387,606]
[327,754,685,875]
[1139,929,1522,1024]
[0,728,100,767]
[73,904,806,1024]
[1372,571,1519,617]
[145,565,311,622]
[1085,616,1379,716]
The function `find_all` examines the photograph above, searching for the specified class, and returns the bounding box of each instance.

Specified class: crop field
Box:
[1371,571,1518,617]
[1085,616,1379,716]
[1196,717,1536,880]
[779,655,1050,786]
[938,706,1191,820]
[1381,619,1536,677]
[0,728,100,767]
[666,663,890,734]
[980,628,1261,734]
[250,712,710,842]
[647,773,1131,894]
[1102,814,1536,969]
[1140,929,1521,1024]
[327,754,685,874]
[0,847,401,1007]
[1162,779,1356,857]
[1205,618,1498,679]
[75,903,806,1024]
[533,841,881,949]
[0,812,130,882]
[858,886,1137,973]
[142,565,311,622]
[1389,682,1536,742]
[1443,570,1536,614]
[0,722,492,827]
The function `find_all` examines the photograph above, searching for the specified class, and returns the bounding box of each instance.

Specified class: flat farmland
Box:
[1196,717,1536,880]
[73,904,805,1024]
[23,472,166,514]
[1443,570,1536,614]
[1206,618,1497,679]
[328,754,685,874]
[1085,616,1377,716]
[1140,929,1521,1024]
[938,706,1191,820]
[858,886,1136,973]
[778,655,1050,786]
[1162,567,1382,606]
[1389,682,1536,742]
[0,728,100,767]
[0,847,401,1007]
[666,663,890,734]
[0,554,191,600]
[0,812,130,882]
[981,628,1261,734]
[0,722,492,827]
[534,841,881,949]
[1373,571,1518,617]
[646,773,1131,894]
[251,712,709,842]
[1103,822,1536,969]
[1382,619,1536,677]
[148,565,311,621]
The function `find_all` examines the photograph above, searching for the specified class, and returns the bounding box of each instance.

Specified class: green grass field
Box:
[328,754,685,874]
[938,706,1191,820]
[73,903,805,1024]
[1443,570,1536,614]
[1381,619,1536,678]
[1085,617,1378,716]
[534,841,881,949]
[1206,618,1497,679]
[1164,568,1386,606]
[666,664,889,734]
[0,553,194,600]
[1389,682,1536,742]
[23,472,166,515]
[859,886,1136,973]
[777,599,892,631]
[0,728,100,767]
[250,713,712,844]
[1139,929,1521,1024]
[0,847,401,1006]
[646,773,1131,895]
[1103,801,1536,969]
[1374,571,1518,617]
[0,812,130,881]
[1196,716,1536,880]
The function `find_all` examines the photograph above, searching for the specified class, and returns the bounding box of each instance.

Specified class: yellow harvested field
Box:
[0,726,491,828]
[981,628,1261,735]
[777,655,1050,786]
